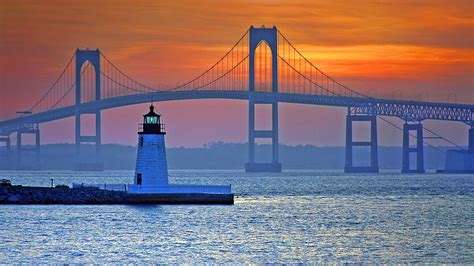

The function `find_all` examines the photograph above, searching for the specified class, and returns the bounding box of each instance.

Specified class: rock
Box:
[7,194,20,203]
[0,193,8,202]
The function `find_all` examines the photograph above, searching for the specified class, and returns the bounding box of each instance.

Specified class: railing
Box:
[138,123,166,133]
[72,183,128,192]
[71,183,232,194]
[127,184,232,194]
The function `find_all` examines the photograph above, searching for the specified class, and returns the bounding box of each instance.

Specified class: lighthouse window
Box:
[139,137,143,147]
[146,116,158,124]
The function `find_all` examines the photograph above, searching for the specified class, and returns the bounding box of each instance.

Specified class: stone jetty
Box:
[0,185,234,205]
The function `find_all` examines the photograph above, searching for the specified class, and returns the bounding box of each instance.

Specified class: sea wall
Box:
[0,186,234,205]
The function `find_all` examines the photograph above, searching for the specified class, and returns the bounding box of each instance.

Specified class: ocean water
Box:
[0,170,472,263]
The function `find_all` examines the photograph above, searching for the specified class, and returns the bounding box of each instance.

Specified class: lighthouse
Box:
[134,104,169,188]
[72,103,233,202]
[124,103,232,200]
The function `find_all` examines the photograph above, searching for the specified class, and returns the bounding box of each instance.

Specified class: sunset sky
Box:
[0,0,473,147]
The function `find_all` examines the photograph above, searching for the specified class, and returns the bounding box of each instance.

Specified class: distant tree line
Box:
[0,142,456,170]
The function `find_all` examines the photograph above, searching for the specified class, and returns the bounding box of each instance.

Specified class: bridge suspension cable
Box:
[276,30,369,98]
[24,52,76,116]
[378,116,461,152]
[98,29,250,97]
[14,29,251,121]
[423,126,462,148]
[50,62,92,110]
[278,55,340,97]
[100,53,158,95]
[167,30,249,92]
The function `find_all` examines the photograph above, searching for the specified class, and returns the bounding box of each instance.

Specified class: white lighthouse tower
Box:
[134,104,169,189]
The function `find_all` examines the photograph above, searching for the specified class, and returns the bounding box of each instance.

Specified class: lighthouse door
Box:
[136,173,142,185]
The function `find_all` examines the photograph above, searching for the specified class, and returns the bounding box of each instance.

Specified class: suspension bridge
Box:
[0,26,473,173]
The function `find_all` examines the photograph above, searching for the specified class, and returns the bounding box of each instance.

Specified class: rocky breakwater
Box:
[0,185,234,205]
[0,186,128,204]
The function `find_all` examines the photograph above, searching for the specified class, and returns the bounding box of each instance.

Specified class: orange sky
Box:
[0,0,473,147]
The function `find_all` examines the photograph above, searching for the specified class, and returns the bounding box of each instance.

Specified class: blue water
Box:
[0,170,473,263]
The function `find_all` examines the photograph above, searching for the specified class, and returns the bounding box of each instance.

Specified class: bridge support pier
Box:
[245,100,281,172]
[74,49,103,171]
[0,136,12,169]
[344,113,379,173]
[402,122,425,173]
[15,125,41,170]
[469,127,474,152]
[444,125,474,173]
[0,136,11,153]
[75,111,102,171]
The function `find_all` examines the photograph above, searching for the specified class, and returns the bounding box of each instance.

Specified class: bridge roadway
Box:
[0,90,473,134]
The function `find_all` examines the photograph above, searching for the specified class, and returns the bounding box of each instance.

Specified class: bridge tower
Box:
[75,49,103,171]
[345,107,379,173]
[245,26,281,173]
[402,121,425,173]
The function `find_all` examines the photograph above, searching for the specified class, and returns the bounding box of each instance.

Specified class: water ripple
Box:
[0,170,472,263]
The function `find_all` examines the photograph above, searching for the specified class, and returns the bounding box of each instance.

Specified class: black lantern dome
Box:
[140,104,165,134]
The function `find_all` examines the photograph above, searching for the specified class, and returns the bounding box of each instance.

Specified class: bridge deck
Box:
[1,90,473,134]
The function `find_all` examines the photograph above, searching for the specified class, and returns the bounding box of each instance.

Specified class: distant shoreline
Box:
[0,142,460,170]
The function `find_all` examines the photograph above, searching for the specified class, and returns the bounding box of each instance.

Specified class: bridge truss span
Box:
[347,98,474,124]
